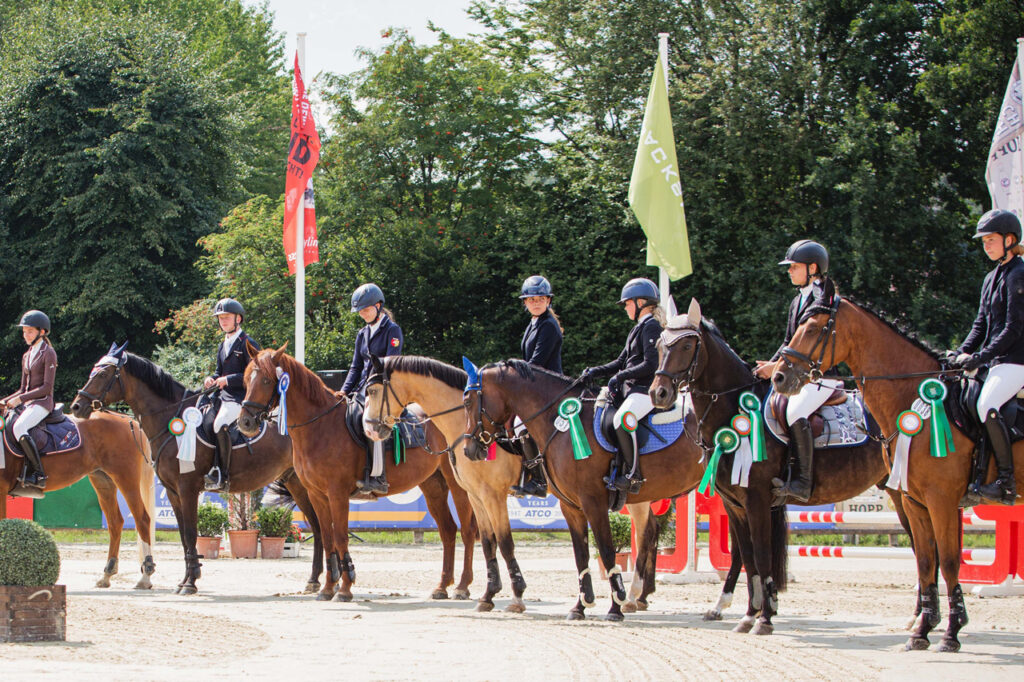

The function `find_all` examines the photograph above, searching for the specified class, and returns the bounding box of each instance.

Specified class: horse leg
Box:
[561,504,594,621]
[421,471,457,599]
[476,530,501,612]
[104,465,157,590]
[887,489,933,631]
[746,497,780,635]
[904,495,941,650]
[88,472,122,588]
[327,488,355,602]
[447,476,477,600]
[284,475,324,593]
[705,524,744,621]
[177,482,203,596]
[581,497,627,622]
[934,507,969,652]
[308,488,336,601]
[727,510,760,633]
[622,502,651,613]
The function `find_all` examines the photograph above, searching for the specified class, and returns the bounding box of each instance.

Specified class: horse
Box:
[1,407,156,589]
[360,354,698,614]
[69,345,325,596]
[769,284,1012,652]
[460,355,729,622]
[648,300,913,635]
[237,345,477,602]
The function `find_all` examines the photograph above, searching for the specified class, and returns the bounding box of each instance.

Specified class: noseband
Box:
[777,295,840,383]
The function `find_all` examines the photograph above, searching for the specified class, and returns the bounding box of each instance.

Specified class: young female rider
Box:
[510,275,563,498]
[754,239,839,503]
[0,310,57,489]
[949,209,1024,504]
[339,283,403,494]
[581,278,664,493]
[202,298,260,491]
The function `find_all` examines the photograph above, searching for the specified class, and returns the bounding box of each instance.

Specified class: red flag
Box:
[283,53,321,274]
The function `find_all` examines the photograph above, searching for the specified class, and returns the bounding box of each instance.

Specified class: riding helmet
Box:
[779,239,829,275]
[618,278,660,305]
[212,298,245,319]
[973,208,1022,243]
[16,310,50,332]
[351,283,385,312]
[519,275,553,299]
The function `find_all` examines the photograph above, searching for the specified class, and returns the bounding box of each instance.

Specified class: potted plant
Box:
[195,502,228,559]
[225,491,261,559]
[0,519,65,642]
[283,523,303,558]
[254,505,293,559]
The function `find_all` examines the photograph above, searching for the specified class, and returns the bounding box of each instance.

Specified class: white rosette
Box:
[886,399,928,492]
[730,413,754,488]
[176,406,203,474]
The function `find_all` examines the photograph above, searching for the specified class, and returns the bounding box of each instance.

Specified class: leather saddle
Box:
[3,404,82,457]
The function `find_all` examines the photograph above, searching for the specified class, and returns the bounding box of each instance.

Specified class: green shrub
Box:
[254,505,293,537]
[196,502,229,537]
[0,519,61,586]
[590,511,633,555]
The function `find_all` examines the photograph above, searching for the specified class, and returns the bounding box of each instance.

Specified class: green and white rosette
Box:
[392,424,404,465]
[698,427,740,497]
[919,378,954,458]
[738,392,767,463]
[886,405,925,492]
[730,414,754,487]
[559,398,591,461]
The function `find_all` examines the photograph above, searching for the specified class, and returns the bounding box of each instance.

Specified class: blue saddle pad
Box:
[3,409,81,456]
[592,404,685,455]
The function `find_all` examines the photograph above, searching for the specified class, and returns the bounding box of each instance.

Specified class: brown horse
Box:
[648,301,912,635]
[360,354,674,614]
[770,286,1010,652]
[1,408,156,589]
[461,357,716,621]
[70,346,324,596]
[237,346,477,602]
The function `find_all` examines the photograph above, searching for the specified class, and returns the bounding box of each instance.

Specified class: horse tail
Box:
[264,473,297,508]
[771,503,789,592]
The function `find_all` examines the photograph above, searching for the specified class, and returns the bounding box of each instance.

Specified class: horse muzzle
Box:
[649,381,676,410]
[771,366,804,396]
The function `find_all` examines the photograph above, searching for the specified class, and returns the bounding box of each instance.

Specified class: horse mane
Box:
[123,352,186,401]
[843,296,942,360]
[254,350,335,407]
[492,358,574,384]
[701,318,754,371]
[384,355,466,391]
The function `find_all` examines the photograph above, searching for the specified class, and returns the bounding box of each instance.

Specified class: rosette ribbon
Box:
[698,427,740,497]
[886,402,926,492]
[558,398,591,461]
[175,406,202,474]
[730,414,753,487]
[277,371,290,436]
[919,378,953,458]
[392,424,404,465]
[738,392,767,463]
[0,413,6,469]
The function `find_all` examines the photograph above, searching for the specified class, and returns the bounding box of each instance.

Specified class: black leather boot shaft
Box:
[782,418,814,503]
[510,435,548,498]
[18,435,46,488]
[978,410,1017,504]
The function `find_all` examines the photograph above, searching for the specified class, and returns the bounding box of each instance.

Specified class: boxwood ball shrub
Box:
[0,519,61,586]
[196,502,230,537]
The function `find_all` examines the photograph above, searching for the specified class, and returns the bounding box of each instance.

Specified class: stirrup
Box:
[203,467,224,491]
[22,472,46,490]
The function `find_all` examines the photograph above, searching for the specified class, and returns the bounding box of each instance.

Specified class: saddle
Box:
[945,371,1024,444]
[344,399,428,453]
[592,396,687,456]
[764,388,875,448]
[2,404,82,457]
[195,396,266,448]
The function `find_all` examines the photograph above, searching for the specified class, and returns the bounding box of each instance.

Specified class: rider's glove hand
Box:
[959,354,984,371]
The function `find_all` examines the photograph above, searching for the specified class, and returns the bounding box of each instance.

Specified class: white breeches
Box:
[213,401,242,432]
[513,416,526,436]
[786,378,844,425]
[371,441,384,476]
[13,404,49,440]
[977,363,1024,418]
[615,392,656,426]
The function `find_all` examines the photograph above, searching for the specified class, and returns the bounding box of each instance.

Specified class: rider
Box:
[510,275,563,498]
[755,239,839,503]
[339,283,404,494]
[581,278,664,493]
[950,209,1024,504]
[0,311,57,489]
[202,298,259,492]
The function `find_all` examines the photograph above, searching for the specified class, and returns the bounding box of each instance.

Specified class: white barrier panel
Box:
[791,545,995,562]
[786,510,995,528]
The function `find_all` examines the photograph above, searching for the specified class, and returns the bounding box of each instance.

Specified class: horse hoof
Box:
[333,592,353,602]
[905,637,930,651]
[566,610,585,621]
[304,581,320,594]
[134,579,153,590]
[476,600,495,613]
[316,591,333,601]
[733,618,755,634]
[95,578,111,589]
[621,601,637,614]
[431,588,449,600]
[453,588,470,600]
[704,610,723,621]
[505,602,526,614]
[179,585,197,596]
[751,621,774,636]
[635,600,648,611]
[937,639,961,653]
[604,612,624,623]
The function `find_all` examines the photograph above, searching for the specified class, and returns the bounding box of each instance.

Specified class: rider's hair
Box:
[641,301,665,326]
[382,307,396,324]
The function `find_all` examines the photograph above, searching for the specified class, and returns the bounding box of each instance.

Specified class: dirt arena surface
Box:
[3,540,1022,680]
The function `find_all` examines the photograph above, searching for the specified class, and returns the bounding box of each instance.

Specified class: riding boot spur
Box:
[18,435,46,489]
[978,409,1018,505]
[510,436,548,498]
[775,418,813,503]
[607,421,643,494]
[204,427,232,491]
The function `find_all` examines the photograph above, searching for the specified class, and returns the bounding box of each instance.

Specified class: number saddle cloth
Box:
[2,404,81,457]
[763,387,874,448]
[592,394,689,456]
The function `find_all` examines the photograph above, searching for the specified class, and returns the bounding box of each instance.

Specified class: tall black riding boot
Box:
[978,409,1017,505]
[357,442,388,494]
[609,427,643,494]
[510,436,548,498]
[18,435,46,489]
[204,428,232,492]
[778,418,814,503]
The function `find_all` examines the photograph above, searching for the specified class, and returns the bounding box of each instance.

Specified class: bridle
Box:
[77,356,126,412]
[777,295,840,384]
[241,364,281,425]
[654,326,702,393]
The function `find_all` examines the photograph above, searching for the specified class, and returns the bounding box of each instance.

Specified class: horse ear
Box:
[116,340,129,355]
[245,339,259,359]
[106,341,118,356]
[823,278,836,303]
[462,356,481,390]
[272,342,288,361]
[687,298,702,327]
[370,354,383,372]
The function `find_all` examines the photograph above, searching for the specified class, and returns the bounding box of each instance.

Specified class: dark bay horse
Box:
[770,288,1010,652]
[70,347,324,596]
[238,346,477,602]
[461,357,719,621]
[648,301,912,635]
[1,409,155,589]
[361,354,676,614]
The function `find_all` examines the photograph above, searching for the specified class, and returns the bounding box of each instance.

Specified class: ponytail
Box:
[382,307,397,325]
[548,307,564,333]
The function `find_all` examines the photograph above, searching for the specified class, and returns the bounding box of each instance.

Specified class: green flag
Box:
[628,57,692,280]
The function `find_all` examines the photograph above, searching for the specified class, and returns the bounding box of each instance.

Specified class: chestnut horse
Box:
[648,302,912,635]
[70,347,324,596]
[361,354,686,614]
[1,409,156,589]
[461,357,724,621]
[238,346,477,603]
[770,286,1011,652]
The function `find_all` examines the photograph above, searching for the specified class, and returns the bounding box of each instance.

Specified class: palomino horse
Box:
[70,346,324,596]
[237,345,477,602]
[461,357,718,621]
[1,409,156,589]
[770,285,1007,652]
[361,354,682,614]
[648,301,912,635]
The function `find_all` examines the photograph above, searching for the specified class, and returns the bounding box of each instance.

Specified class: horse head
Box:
[363,355,398,442]
[71,341,130,418]
[238,343,288,437]
[771,280,846,396]
[650,298,708,409]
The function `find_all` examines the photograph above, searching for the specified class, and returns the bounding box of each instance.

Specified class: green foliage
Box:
[254,505,293,537]
[196,502,229,538]
[0,519,61,586]
[225,490,262,531]
[589,511,633,554]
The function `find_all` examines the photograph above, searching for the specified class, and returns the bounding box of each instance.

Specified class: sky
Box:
[244,0,485,79]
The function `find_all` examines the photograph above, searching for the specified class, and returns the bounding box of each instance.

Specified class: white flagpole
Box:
[295,33,307,365]
[657,33,672,314]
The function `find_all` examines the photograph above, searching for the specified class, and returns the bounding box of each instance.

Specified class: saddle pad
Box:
[195,402,268,449]
[3,410,82,457]
[345,400,425,452]
[763,388,870,448]
[592,398,686,456]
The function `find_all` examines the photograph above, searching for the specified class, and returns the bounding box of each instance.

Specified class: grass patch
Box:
[49,528,182,544]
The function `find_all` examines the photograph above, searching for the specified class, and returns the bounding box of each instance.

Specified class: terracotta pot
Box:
[260,536,286,560]
[227,529,259,559]
[196,536,221,560]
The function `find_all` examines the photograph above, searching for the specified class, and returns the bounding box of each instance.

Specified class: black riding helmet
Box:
[973,209,1022,243]
[519,275,553,299]
[212,298,245,321]
[779,239,829,277]
[16,310,50,332]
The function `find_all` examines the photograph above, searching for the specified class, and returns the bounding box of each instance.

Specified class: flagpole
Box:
[295,33,307,365]
[657,32,671,314]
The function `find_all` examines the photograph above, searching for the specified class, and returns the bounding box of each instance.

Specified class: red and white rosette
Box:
[175,406,203,474]
[730,413,754,487]
[886,399,929,492]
